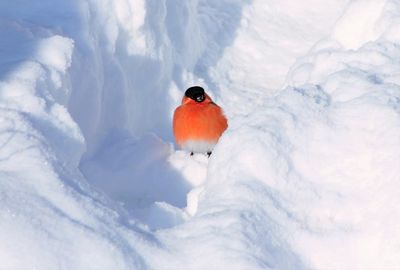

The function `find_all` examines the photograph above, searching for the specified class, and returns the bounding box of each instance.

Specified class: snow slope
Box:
[1,0,400,269]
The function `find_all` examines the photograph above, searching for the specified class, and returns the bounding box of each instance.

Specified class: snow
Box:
[1,0,400,269]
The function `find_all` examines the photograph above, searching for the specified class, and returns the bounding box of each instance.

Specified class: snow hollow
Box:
[1,0,400,269]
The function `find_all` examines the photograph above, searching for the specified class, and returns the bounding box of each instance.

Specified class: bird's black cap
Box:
[185,86,205,103]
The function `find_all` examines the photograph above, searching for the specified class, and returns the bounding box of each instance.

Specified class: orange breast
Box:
[173,103,228,146]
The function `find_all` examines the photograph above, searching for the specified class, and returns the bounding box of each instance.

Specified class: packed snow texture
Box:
[1,0,400,269]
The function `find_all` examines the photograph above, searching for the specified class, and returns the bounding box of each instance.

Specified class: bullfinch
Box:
[173,86,228,157]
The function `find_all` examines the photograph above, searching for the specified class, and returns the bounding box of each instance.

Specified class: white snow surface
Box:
[1,0,400,269]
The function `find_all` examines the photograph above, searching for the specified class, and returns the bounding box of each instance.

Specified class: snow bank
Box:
[1,0,400,269]
[0,1,153,268]
[285,2,400,267]
[211,0,349,95]
[193,0,400,269]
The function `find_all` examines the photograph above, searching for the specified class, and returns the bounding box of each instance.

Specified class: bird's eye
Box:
[196,95,205,102]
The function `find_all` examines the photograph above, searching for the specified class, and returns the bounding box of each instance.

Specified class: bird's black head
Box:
[185,86,205,103]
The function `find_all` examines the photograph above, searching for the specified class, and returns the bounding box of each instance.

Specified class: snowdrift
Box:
[1,0,399,269]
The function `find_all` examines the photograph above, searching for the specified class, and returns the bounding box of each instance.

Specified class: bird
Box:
[173,86,228,157]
